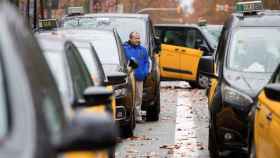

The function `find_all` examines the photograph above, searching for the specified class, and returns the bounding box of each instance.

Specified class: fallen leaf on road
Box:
[160,144,180,150]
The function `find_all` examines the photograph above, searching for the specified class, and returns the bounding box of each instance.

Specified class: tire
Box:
[189,73,209,89]
[249,139,256,158]
[209,120,219,158]
[121,110,135,138]
[108,147,115,158]
[146,91,160,122]
[189,81,199,89]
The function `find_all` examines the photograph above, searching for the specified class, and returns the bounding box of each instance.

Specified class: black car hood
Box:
[224,70,271,97]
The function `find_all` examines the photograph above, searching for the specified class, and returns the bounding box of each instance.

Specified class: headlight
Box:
[222,83,253,108]
[114,88,128,97]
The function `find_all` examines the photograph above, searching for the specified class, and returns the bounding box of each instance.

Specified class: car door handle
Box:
[174,48,179,51]
[266,113,273,121]
[181,49,186,52]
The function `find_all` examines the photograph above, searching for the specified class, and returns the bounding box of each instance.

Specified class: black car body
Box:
[200,10,280,157]
[61,13,161,121]
[0,2,117,158]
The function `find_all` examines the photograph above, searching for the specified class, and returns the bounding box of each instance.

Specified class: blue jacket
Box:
[123,42,149,81]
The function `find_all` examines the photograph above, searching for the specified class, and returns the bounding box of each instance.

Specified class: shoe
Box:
[136,118,145,123]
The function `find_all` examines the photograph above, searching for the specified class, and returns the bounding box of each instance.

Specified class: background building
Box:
[17,0,280,26]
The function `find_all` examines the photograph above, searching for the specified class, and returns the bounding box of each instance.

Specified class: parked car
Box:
[249,64,280,158]
[61,13,161,122]
[199,1,280,157]
[47,28,138,137]
[37,35,118,157]
[0,2,118,158]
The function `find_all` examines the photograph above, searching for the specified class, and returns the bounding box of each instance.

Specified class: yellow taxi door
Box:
[255,91,280,158]
[180,28,203,81]
[159,27,186,79]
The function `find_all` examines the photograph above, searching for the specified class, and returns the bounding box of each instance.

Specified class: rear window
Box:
[63,17,147,46]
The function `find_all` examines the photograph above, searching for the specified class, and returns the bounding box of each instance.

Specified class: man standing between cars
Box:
[123,32,150,123]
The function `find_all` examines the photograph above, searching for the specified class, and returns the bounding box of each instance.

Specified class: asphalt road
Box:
[115,81,209,158]
[115,81,246,158]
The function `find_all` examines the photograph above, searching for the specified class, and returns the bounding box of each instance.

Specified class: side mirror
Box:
[128,58,138,69]
[264,84,280,101]
[73,86,113,108]
[199,56,217,78]
[195,39,210,54]
[55,112,118,152]
[153,37,161,53]
[195,39,203,49]
[106,72,127,85]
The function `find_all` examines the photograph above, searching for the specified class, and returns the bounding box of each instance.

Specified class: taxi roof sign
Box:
[198,19,207,26]
[39,19,58,30]
[235,1,263,13]
[67,7,84,15]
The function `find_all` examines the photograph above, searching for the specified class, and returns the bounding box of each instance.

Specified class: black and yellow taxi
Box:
[37,34,118,158]
[0,2,118,158]
[154,23,217,88]
[61,11,161,122]
[249,64,280,158]
[199,1,280,157]
[49,28,139,138]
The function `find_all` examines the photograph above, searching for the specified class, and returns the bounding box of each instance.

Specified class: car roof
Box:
[231,11,280,27]
[36,34,68,51]
[65,13,149,19]
[41,28,115,39]
[154,23,200,29]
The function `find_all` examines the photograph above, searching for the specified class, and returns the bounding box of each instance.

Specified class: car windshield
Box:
[206,25,223,41]
[43,51,71,99]
[201,27,218,48]
[228,28,280,73]
[63,17,147,46]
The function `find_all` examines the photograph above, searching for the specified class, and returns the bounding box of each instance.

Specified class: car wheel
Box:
[198,74,209,89]
[189,74,209,89]
[108,147,115,158]
[209,120,219,158]
[121,111,135,138]
[249,139,256,158]
[146,91,160,122]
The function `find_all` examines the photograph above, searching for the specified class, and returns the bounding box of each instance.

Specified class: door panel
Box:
[255,92,271,158]
[180,47,202,81]
[261,92,280,158]
[159,28,186,79]
[180,28,204,81]
[160,44,182,79]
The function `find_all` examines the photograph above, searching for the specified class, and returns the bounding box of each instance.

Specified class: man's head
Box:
[129,32,141,46]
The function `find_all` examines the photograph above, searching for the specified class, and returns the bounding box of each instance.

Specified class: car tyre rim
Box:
[198,74,209,88]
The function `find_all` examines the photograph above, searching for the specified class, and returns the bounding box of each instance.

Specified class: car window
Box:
[162,29,186,47]
[228,28,280,73]
[77,47,96,75]
[42,95,64,141]
[66,45,93,99]
[43,50,71,100]
[185,29,197,48]
[63,17,147,47]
